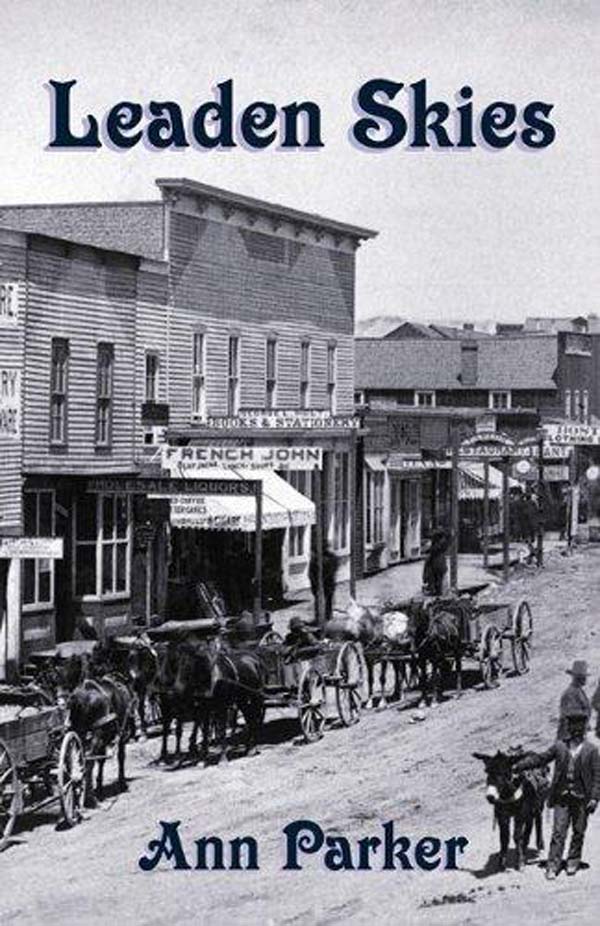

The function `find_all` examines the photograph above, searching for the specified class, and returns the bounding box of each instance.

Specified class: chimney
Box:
[460,342,478,386]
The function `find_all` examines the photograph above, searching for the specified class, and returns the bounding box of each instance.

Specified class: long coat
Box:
[517,739,600,807]
[557,683,591,740]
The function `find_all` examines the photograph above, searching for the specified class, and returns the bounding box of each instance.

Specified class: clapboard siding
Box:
[0,239,26,532]
[166,211,355,423]
[23,247,138,473]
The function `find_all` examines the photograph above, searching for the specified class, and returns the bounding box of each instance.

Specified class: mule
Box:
[126,636,160,736]
[413,604,463,705]
[174,640,264,764]
[473,749,549,871]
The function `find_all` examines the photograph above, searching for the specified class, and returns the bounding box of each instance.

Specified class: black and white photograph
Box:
[0,1,599,923]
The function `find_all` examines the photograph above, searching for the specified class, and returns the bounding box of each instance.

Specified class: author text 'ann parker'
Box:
[47,78,555,152]
[138,820,469,872]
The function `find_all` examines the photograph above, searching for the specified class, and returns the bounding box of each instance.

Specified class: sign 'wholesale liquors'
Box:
[0,368,20,439]
[202,409,360,430]
[162,445,322,471]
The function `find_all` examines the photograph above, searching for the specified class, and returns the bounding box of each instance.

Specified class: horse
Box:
[125,635,160,735]
[60,671,135,806]
[174,639,264,765]
[412,602,463,705]
[473,749,549,871]
[154,641,192,763]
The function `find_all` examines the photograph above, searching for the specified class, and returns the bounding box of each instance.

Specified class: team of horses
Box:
[31,594,483,807]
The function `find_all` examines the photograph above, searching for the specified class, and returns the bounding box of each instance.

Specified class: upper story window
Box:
[415,390,435,408]
[50,337,69,446]
[582,389,589,423]
[574,389,581,422]
[490,390,511,410]
[265,338,278,410]
[0,282,18,325]
[228,335,240,415]
[145,351,160,402]
[96,343,114,448]
[327,343,337,414]
[564,388,572,419]
[191,332,206,420]
[300,340,311,410]
[22,489,55,611]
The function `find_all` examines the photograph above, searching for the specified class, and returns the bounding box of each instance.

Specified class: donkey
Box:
[174,640,264,765]
[473,750,549,871]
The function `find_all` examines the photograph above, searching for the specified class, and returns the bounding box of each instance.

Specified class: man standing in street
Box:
[309,538,338,624]
[516,709,600,878]
[558,660,591,741]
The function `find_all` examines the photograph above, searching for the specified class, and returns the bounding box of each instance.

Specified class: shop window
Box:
[73,493,131,599]
[365,469,384,546]
[95,342,114,447]
[191,332,206,420]
[490,390,511,410]
[145,351,160,402]
[286,470,312,558]
[300,340,311,410]
[22,490,55,611]
[415,390,435,408]
[265,338,277,410]
[327,344,337,414]
[228,335,240,415]
[50,337,69,446]
[333,452,350,551]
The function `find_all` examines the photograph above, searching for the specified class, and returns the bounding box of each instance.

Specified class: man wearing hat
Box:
[557,660,591,741]
[515,708,600,878]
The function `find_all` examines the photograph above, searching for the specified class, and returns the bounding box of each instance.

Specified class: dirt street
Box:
[2,546,600,926]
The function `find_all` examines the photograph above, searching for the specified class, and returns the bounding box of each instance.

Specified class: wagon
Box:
[0,687,86,852]
[256,631,367,742]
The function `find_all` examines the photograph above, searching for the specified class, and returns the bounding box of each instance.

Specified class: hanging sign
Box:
[0,368,20,439]
[543,422,600,445]
[0,537,63,559]
[202,409,360,430]
[162,445,322,471]
[86,477,259,497]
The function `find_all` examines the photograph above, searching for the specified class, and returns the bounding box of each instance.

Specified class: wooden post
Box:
[313,466,325,626]
[348,438,356,599]
[536,434,544,567]
[4,559,21,682]
[253,482,263,623]
[145,543,152,626]
[570,446,579,544]
[502,457,510,582]
[450,426,460,592]
[482,459,490,568]
[0,560,8,681]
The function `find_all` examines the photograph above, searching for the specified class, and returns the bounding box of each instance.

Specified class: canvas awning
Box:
[364,454,387,471]
[169,468,315,532]
[459,462,521,501]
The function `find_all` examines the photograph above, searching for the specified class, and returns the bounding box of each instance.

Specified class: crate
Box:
[0,705,64,765]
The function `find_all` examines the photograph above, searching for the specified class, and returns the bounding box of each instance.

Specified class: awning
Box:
[169,468,315,532]
[364,454,387,471]
[459,462,521,501]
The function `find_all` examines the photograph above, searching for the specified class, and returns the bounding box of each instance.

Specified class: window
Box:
[74,493,131,599]
[265,338,277,410]
[145,351,159,402]
[415,390,435,408]
[95,343,114,447]
[286,471,312,558]
[0,282,18,324]
[583,389,589,423]
[490,391,511,410]
[50,338,69,445]
[22,490,55,611]
[574,389,581,422]
[227,336,240,415]
[365,470,385,546]
[191,332,206,420]
[327,344,337,414]
[333,452,350,551]
[300,341,311,410]
[564,388,572,419]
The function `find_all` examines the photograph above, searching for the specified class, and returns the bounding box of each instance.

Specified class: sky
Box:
[0,0,598,326]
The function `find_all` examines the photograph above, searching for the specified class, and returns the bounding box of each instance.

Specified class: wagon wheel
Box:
[297,665,326,743]
[258,630,283,646]
[480,625,503,689]
[0,738,19,852]
[57,731,86,827]
[335,642,364,726]
[511,599,533,675]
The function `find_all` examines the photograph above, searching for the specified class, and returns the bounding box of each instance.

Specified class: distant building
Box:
[382,321,491,341]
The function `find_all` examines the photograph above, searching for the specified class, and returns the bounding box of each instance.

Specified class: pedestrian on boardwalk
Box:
[557,660,591,741]
[309,539,338,624]
[422,528,449,596]
[515,709,600,879]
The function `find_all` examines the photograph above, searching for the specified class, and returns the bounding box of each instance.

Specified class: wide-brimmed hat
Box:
[566,660,588,677]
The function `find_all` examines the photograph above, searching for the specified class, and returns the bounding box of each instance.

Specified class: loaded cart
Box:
[0,687,86,852]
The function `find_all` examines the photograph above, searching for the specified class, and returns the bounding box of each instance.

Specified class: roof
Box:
[355,336,558,391]
[156,178,378,242]
[429,324,491,340]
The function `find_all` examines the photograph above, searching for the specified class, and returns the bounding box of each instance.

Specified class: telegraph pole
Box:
[450,425,460,591]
